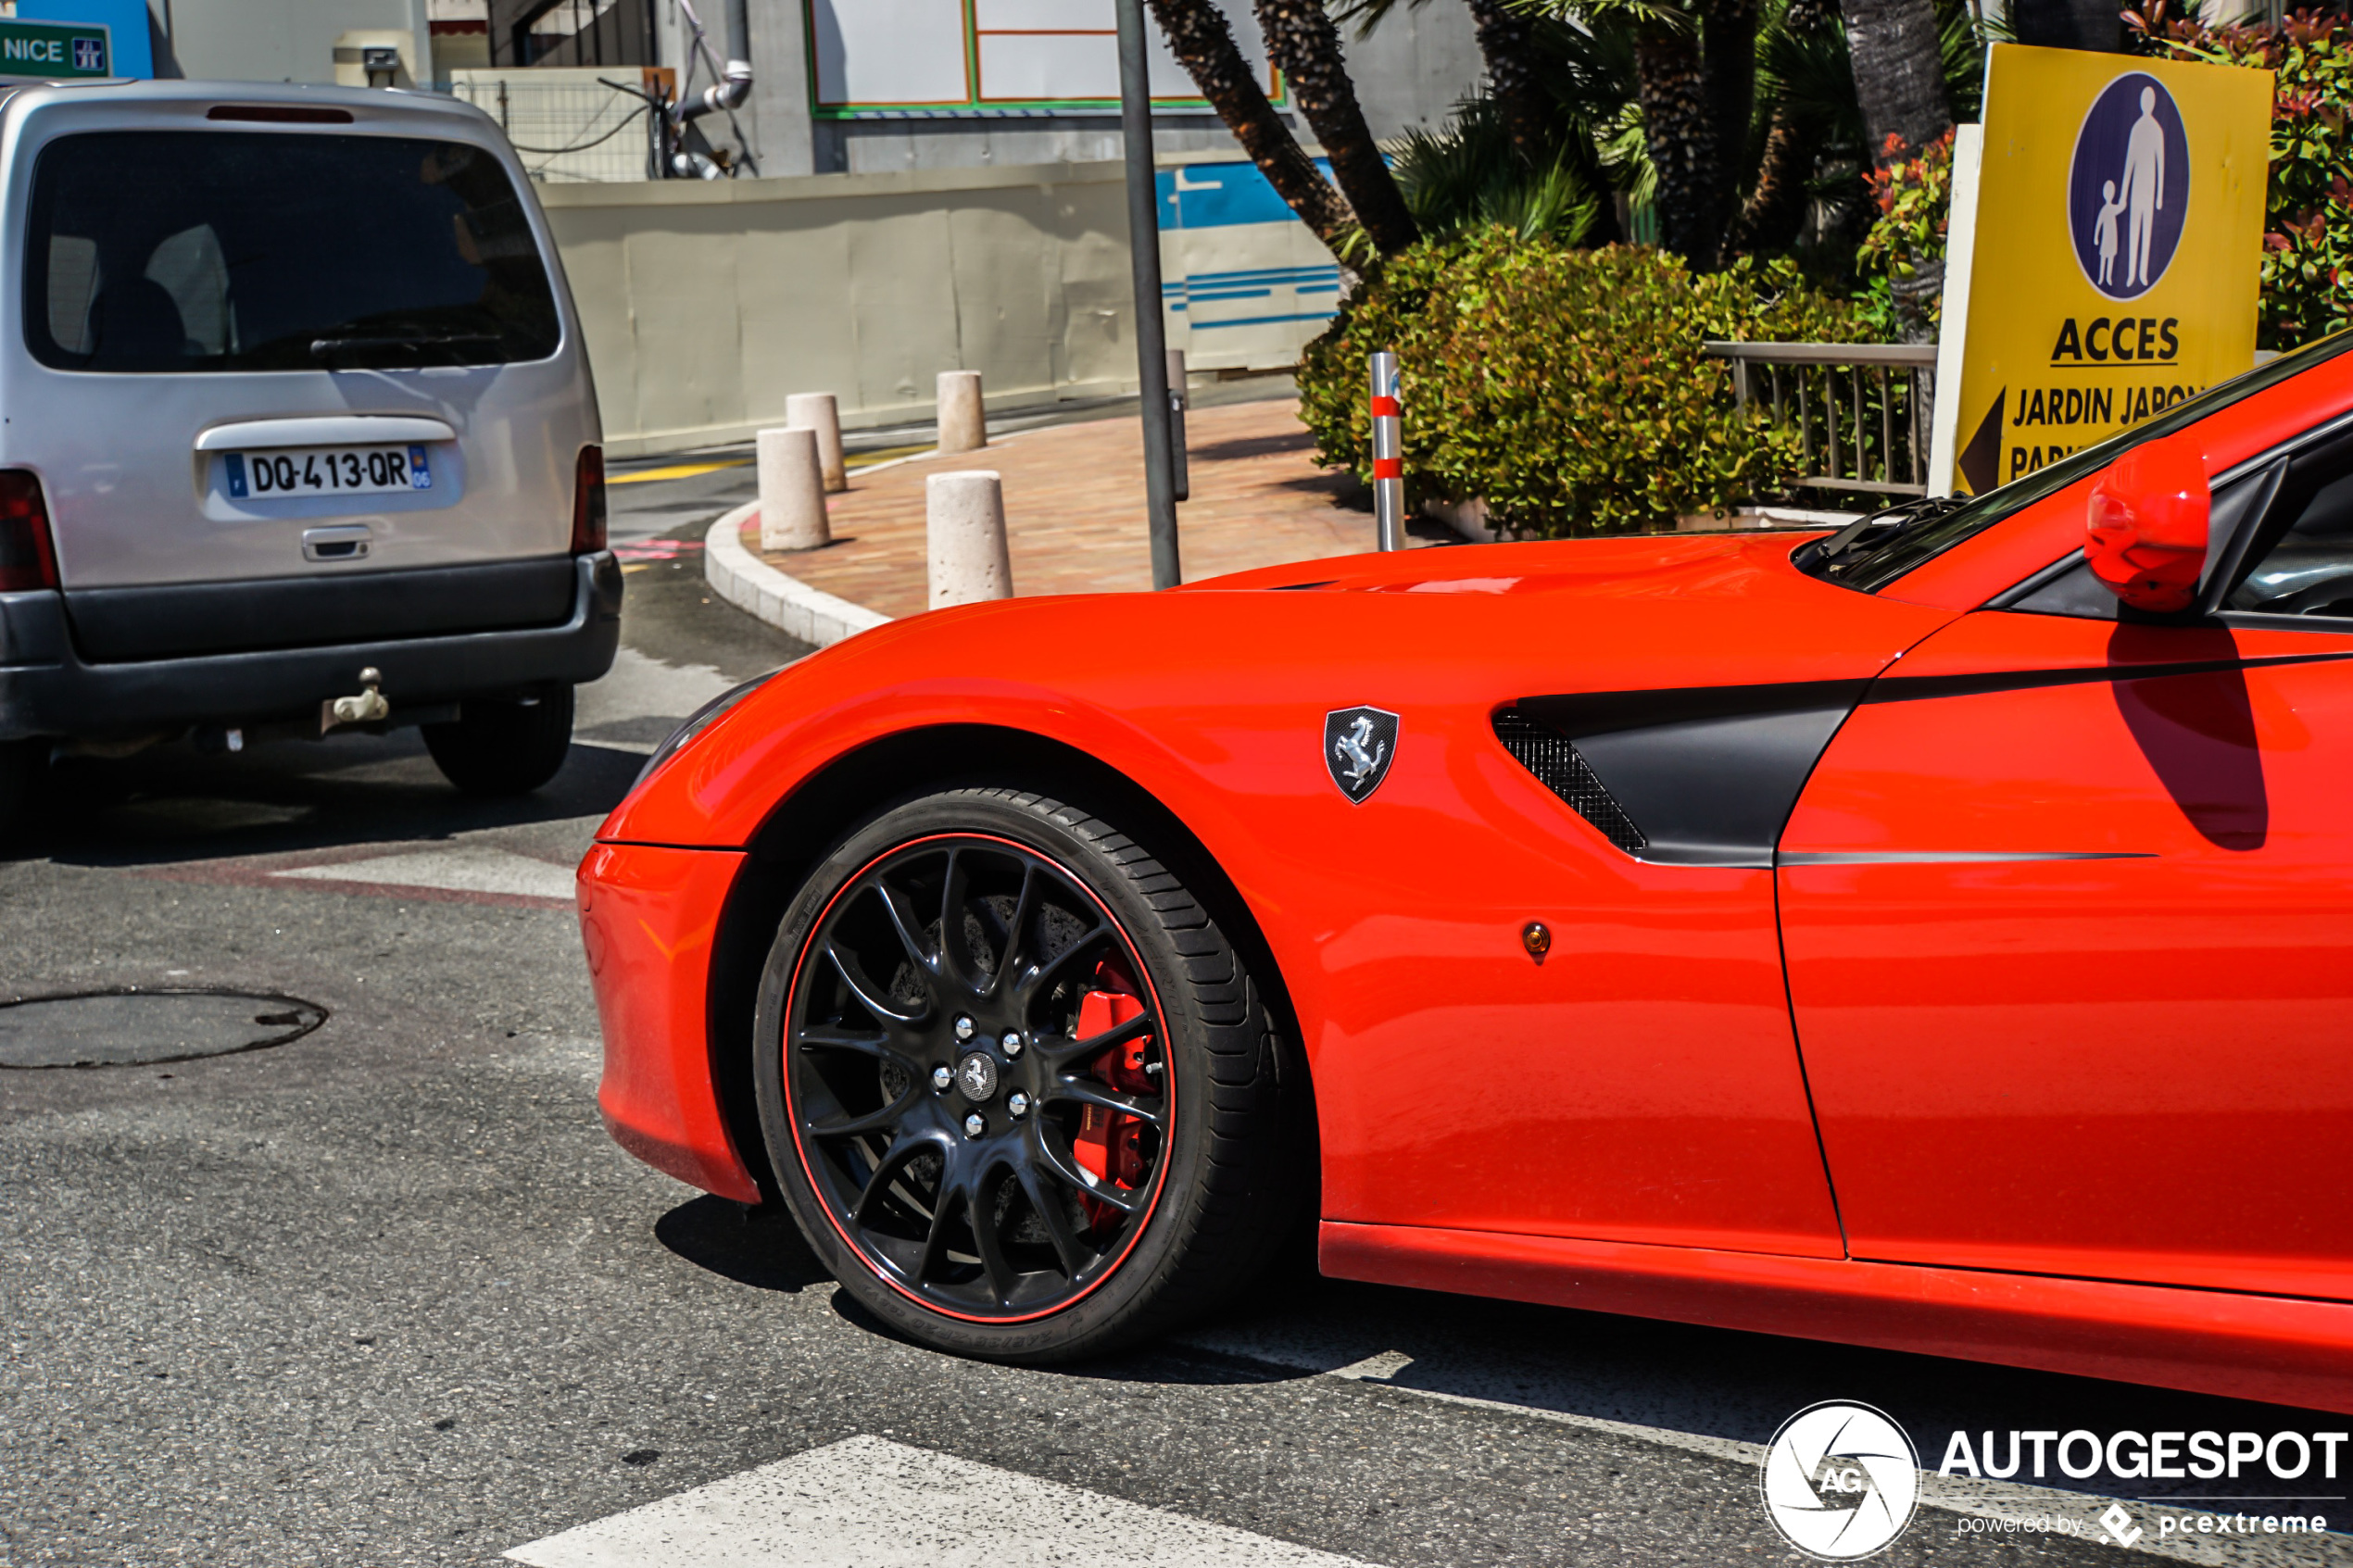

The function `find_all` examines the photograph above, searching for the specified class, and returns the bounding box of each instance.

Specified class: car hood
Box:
[1186,531,1835,599]
[598,530,1960,851]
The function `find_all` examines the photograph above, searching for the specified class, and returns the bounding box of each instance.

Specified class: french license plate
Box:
[225,445,433,499]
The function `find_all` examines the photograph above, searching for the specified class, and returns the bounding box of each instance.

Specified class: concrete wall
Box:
[541,161,1144,458]
[540,157,1338,457]
[164,0,430,87]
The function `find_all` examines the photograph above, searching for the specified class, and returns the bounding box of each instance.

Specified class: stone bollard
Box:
[937,370,987,455]
[785,391,847,493]
[757,426,829,551]
[927,470,1013,608]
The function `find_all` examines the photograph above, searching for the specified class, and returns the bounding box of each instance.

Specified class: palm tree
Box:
[1462,0,1552,164]
[1734,0,1842,251]
[1251,1,1421,254]
[1512,0,1758,270]
[1841,0,1954,167]
[1144,0,1359,253]
[1383,10,1640,245]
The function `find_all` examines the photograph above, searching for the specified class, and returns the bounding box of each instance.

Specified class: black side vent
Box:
[1493,709,1647,855]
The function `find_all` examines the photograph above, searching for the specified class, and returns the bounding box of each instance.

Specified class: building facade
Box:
[138,0,1482,181]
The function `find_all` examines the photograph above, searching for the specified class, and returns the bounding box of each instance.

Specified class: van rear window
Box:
[23,131,560,372]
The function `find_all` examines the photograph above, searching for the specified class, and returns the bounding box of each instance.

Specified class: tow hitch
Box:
[321,666,390,734]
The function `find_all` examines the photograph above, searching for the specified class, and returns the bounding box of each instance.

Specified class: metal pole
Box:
[1115,0,1181,589]
[1370,350,1403,551]
[1166,348,1189,504]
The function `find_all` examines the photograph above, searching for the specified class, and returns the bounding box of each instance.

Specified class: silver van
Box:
[0,79,618,831]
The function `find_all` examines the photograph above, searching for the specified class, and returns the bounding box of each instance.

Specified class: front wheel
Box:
[753,787,1307,1363]
[422,684,573,797]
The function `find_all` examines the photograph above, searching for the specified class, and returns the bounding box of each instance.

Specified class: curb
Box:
[704,500,894,647]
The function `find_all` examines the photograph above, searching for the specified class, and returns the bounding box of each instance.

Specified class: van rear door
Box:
[14,117,590,590]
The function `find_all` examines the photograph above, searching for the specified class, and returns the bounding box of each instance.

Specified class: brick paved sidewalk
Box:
[749,395,1441,621]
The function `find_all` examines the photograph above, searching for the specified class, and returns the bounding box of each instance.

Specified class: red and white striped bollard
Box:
[1369,350,1403,551]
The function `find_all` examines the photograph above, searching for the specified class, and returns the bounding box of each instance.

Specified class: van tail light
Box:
[0,471,57,591]
[571,445,607,555]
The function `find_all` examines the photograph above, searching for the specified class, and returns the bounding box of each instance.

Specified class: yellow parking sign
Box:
[1934,44,2271,495]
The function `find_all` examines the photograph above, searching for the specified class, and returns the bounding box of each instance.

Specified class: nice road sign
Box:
[1941,44,2270,495]
[0,19,109,81]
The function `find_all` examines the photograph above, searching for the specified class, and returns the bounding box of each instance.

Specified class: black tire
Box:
[753,787,1306,1363]
[0,738,44,843]
[422,684,573,797]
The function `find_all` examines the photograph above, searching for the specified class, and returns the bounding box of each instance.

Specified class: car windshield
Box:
[23,130,559,373]
[1805,328,2353,592]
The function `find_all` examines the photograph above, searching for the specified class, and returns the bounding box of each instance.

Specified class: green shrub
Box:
[1855,129,1957,342]
[2142,9,2353,351]
[1296,231,1859,537]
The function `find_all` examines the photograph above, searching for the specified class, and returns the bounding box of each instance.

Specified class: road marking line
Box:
[503,1434,1365,1567]
[610,460,750,485]
[610,444,934,489]
[271,847,575,904]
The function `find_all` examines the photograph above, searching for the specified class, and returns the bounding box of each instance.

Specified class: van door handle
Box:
[195,416,456,451]
[302,524,371,561]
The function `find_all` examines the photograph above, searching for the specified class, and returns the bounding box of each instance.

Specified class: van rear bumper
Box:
[0,552,623,741]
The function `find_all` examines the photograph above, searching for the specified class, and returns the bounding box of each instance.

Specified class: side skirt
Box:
[1320,1220,2353,1415]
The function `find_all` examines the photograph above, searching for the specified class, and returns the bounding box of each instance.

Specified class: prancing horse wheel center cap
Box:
[956,1051,999,1101]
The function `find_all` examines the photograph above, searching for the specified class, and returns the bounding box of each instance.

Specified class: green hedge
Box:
[1296,232,1859,538]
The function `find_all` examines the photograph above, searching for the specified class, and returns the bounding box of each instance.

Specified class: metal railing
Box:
[1705,342,1940,498]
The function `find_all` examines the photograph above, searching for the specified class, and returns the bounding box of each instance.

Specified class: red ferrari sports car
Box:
[582,332,2353,1411]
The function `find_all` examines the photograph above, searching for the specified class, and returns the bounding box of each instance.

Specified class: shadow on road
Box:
[8,730,645,870]
[656,1195,832,1295]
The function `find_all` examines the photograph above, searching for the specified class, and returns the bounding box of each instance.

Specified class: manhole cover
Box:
[0,990,328,1069]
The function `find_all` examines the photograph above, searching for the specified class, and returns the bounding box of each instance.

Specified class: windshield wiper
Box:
[1795,496,1967,581]
[309,331,502,366]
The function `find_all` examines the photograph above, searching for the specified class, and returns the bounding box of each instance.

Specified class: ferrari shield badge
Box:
[1325,707,1399,804]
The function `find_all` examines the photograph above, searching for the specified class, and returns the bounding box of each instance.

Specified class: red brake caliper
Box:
[1070,974,1154,1232]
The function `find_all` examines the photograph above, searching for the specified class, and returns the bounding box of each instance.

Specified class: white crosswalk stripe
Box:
[504,1435,1367,1568]
[272,845,577,902]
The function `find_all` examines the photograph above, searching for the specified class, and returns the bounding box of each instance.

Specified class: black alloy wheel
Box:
[786,834,1171,1319]
[754,788,1306,1362]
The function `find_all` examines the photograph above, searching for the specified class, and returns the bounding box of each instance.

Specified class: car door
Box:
[1779,434,2353,1301]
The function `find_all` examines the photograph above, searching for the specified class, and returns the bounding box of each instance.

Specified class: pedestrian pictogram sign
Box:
[1929,44,2271,495]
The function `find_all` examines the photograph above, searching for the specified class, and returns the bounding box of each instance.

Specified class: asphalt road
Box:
[2,467,2347,1568]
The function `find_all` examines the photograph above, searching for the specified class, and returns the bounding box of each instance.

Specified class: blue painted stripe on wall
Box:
[1163,269,1340,295]
[1153,158,1340,232]
[1191,310,1340,330]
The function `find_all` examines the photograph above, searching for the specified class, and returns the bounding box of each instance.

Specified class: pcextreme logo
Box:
[1761,1401,1922,1561]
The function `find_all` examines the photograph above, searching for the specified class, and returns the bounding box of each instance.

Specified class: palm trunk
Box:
[1635,23,1725,270]
[1733,0,1831,252]
[1146,0,1358,253]
[1733,115,1811,251]
[1700,0,1757,206]
[1840,0,1953,167]
[1463,0,1548,168]
[1252,0,1420,256]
